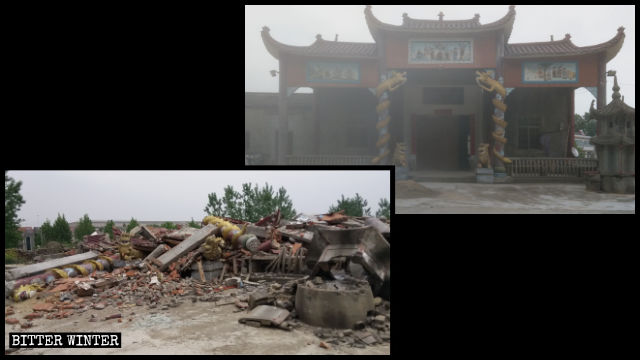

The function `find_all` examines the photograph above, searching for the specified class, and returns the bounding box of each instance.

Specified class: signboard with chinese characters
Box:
[409,39,473,64]
[522,62,578,83]
[306,62,360,84]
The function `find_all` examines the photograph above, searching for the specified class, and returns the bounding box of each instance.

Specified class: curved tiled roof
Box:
[505,27,625,63]
[365,5,516,43]
[261,27,378,60]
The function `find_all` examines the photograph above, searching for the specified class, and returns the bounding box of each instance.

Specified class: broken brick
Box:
[235,300,249,309]
[319,341,331,349]
[6,318,19,325]
[33,303,56,312]
[24,313,43,320]
[103,313,121,321]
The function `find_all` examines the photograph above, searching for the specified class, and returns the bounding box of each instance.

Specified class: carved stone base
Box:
[601,175,635,194]
[476,168,494,184]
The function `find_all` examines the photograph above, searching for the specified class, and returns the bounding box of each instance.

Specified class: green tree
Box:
[39,219,54,246]
[204,193,223,216]
[204,183,296,222]
[160,221,177,230]
[52,214,72,244]
[376,198,390,219]
[575,112,596,136]
[188,218,201,229]
[5,171,26,248]
[328,193,372,217]
[74,214,95,241]
[126,218,140,232]
[104,220,115,238]
[223,185,242,219]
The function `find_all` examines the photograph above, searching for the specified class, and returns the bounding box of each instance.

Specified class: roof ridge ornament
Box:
[438,11,444,21]
[316,34,322,41]
[564,33,571,40]
[611,73,621,101]
[474,13,480,22]
[262,26,270,32]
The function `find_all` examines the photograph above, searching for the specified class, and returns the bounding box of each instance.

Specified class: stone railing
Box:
[286,155,375,165]
[506,157,598,178]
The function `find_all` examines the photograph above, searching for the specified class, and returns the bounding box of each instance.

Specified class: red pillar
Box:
[470,114,475,155]
[568,89,575,157]
[277,56,289,164]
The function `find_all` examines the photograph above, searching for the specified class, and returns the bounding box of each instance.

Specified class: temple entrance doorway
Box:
[414,114,471,171]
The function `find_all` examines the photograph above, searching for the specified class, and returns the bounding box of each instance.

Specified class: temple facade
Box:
[257,5,625,168]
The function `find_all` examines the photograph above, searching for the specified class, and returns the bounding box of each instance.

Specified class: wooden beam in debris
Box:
[197,259,206,282]
[5,251,100,281]
[154,224,217,271]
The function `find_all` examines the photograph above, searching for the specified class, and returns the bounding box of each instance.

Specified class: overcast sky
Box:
[245,5,635,115]
[8,171,390,227]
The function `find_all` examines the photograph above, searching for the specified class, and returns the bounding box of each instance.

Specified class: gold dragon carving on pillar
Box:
[475,71,512,168]
[372,71,407,165]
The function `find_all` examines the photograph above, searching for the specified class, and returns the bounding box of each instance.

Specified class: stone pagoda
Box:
[587,73,635,193]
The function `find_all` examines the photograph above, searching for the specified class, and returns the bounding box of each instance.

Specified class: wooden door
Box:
[416,115,460,170]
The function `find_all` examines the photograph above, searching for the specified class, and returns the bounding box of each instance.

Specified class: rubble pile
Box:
[5,211,390,349]
[80,234,116,253]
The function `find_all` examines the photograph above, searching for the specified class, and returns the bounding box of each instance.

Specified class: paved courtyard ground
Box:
[5,287,390,355]
[396,182,635,214]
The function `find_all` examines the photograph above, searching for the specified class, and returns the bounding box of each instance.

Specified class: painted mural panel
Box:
[522,62,578,83]
[409,39,473,64]
[306,62,360,84]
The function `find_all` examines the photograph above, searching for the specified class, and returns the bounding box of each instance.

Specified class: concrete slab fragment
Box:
[307,226,390,283]
[6,251,100,281]
[140,225,158,242]
[245,224,269,238]
[129,226,142,236]
[278,227,314,243]
[154,224,216,271]
[139,244,169,269]
[239,305,290,327]
[364,217,390,237]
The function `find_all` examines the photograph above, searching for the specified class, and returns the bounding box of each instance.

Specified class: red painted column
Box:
[277,56,289,164]
[313,88,319,154]
[470,114,475,155]
[597,54,606,109]
[568,89,575,157]
[411,115,416,155]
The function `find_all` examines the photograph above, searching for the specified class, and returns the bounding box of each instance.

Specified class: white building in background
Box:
[575,132,597,159]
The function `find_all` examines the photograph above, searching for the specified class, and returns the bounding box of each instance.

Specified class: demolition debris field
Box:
[5,285,389,355]
[5,212,391,355]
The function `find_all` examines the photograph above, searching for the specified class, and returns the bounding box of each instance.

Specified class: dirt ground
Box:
[396,181,635,214]
[5,288,390,355]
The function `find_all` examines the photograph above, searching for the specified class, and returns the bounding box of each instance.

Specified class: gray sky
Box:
[245,5,635,115]
[8,171,390,227]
